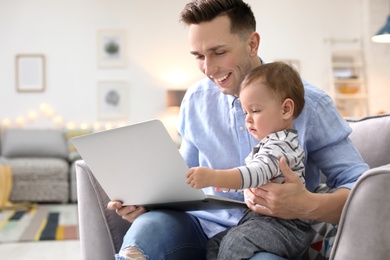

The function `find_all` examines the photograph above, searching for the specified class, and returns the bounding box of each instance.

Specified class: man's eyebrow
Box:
[190,45,226,55]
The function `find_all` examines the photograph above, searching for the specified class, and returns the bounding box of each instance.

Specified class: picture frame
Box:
[98,81,129,120]
[16,54,45,92]
[97,29,127,68]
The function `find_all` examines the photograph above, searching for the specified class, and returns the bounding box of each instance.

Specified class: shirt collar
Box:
[227,95,239,108]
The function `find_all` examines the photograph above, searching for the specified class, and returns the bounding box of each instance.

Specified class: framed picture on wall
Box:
[16,54,45,92]
[98,81,129,120]
[97,29,127,68]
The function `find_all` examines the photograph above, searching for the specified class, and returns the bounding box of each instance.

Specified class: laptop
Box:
[71,119,246,211]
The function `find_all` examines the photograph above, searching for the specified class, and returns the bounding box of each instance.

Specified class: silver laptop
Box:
[71,119,246,211]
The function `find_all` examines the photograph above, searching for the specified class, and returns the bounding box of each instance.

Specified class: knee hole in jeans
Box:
[119,246,147,260]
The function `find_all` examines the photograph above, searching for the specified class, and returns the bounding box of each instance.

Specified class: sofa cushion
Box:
[65,129,93,162]
[346,114,390,169]
[6,157,69,181]
[7,157,69,202]
[1,128,68,159]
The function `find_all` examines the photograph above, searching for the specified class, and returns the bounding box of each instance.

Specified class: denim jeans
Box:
[115,209,294,260]
[115,210,208,260]
[250,253,290,260]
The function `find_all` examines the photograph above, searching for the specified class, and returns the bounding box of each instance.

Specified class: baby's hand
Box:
[186,167,215,189]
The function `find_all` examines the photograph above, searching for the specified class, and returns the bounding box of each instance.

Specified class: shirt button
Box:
[239,126,245,131]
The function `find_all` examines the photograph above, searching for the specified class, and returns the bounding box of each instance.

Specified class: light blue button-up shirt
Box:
[177,77,369,238]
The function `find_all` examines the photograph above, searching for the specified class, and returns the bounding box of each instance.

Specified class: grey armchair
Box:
[76,114,390,260]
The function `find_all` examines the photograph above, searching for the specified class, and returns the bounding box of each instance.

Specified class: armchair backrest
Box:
[330,114,390,260]
[347,114,390,169]
[330,164,390,260]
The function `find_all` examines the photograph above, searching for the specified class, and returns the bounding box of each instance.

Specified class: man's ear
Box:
[248,32,260,57]
[282,98,295,119]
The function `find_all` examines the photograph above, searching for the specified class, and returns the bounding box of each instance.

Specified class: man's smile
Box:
[211,72,232,84]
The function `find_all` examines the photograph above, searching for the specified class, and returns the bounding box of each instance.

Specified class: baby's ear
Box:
[282,98,294,119]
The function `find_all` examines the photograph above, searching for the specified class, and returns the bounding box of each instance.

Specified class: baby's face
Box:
[240,82,285,140]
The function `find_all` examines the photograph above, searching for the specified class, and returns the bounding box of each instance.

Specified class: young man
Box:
[108,1,369,259]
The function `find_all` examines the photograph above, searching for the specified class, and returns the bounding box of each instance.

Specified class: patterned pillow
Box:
[301,222,338,260]
[64,129,93,162]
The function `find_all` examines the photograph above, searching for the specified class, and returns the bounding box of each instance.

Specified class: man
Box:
[108,1,368,259]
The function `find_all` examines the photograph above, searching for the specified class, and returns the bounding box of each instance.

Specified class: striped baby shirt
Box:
[236,129,305,189]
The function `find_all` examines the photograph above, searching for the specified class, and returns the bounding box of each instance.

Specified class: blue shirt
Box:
[177,77,369,238]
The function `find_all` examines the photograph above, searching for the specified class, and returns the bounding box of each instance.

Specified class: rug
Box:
[0,204,79,243]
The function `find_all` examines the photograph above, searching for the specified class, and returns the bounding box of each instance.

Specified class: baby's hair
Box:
[240,62,305,118]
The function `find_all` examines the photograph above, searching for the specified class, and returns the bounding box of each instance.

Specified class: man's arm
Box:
[245,157,349,224]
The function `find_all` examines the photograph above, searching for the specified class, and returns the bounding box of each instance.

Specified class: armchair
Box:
[76,114,390,260]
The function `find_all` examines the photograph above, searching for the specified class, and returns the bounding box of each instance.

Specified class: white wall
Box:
[0,0,389,129]
[250,0,364,92]
[365,0,390,114]
[0,0,202,129]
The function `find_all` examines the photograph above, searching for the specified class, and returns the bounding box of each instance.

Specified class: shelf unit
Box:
[328,38,369,118]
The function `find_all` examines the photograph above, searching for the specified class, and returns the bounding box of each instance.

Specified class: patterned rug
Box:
[0,204,79,243]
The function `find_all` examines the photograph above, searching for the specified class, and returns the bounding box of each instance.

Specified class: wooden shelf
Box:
[328,38,369,117]
[335,93,368,100]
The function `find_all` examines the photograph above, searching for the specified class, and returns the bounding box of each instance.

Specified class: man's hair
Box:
[241,62,305,118]
[180,0,256,37]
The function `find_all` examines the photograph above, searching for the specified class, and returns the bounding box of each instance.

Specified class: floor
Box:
[0,240,81,260]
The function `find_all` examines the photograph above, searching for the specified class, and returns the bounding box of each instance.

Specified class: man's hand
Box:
[107,201,147,223]
[244,156,311,220]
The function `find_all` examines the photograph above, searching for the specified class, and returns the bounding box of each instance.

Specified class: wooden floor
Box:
[0,240,81,260]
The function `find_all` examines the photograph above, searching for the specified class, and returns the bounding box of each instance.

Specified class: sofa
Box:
[0,127,90,203]
[75,114,390,260]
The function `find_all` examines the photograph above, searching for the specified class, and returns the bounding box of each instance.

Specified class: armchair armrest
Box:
[76,160,131,260]
[330,164,390,260]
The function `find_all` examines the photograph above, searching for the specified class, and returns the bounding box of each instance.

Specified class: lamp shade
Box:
[372,15,390,43]
[166,90,186,108]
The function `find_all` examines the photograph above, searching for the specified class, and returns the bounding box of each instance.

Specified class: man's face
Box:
[188,15,256,96]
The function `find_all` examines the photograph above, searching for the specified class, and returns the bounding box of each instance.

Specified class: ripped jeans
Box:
[115,209,292,260]
[115,210,208,260]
